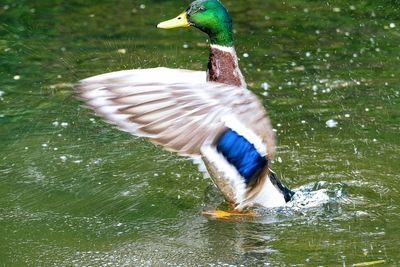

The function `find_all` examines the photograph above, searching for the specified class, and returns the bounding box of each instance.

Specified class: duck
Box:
[78,0,294,217]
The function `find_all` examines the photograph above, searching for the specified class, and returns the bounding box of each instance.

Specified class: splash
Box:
[286,181,347,210]
[286,184,330,210]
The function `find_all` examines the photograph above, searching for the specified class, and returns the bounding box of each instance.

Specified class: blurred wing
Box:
[78,67,275,157]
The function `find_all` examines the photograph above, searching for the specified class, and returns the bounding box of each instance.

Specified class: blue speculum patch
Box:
[216,129,267,184]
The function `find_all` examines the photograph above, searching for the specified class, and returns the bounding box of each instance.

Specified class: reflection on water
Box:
[1,0,399,266]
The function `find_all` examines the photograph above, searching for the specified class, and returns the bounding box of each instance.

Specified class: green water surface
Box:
[1,0,399,266]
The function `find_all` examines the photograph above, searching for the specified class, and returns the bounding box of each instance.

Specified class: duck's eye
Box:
[199,6,206,12]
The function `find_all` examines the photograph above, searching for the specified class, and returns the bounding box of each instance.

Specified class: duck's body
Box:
[79,0,293,212]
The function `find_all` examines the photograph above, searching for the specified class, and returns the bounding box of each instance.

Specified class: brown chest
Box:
[207,47,246,88]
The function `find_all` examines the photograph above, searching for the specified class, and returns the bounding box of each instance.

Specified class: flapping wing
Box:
[78,67,275,157]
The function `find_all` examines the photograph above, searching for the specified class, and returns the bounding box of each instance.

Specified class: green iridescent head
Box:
[157,0,234,47]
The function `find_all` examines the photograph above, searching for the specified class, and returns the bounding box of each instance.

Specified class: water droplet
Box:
[243,53,249,58]
[117,48,126,54]
[139,4,146,9]
[390,23,396,28]
[261,82,269,90]
[13,75,20,80]
[326,119,338,128]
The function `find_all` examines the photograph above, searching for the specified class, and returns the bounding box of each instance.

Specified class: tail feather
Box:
[268,170,294,203]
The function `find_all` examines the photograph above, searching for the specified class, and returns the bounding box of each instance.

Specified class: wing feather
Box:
[78,68,275,157]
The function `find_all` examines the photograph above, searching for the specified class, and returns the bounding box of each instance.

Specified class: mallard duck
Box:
[79,0,294,216]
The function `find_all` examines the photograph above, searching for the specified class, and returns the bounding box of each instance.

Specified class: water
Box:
[1,0,399,266]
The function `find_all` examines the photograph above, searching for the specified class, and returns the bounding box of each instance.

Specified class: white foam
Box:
[286,188,330,210]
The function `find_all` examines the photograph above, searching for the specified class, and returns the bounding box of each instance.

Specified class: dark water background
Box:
[1,1,399,266]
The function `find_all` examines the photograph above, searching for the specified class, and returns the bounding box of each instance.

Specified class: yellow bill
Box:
[157,12,190,29]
